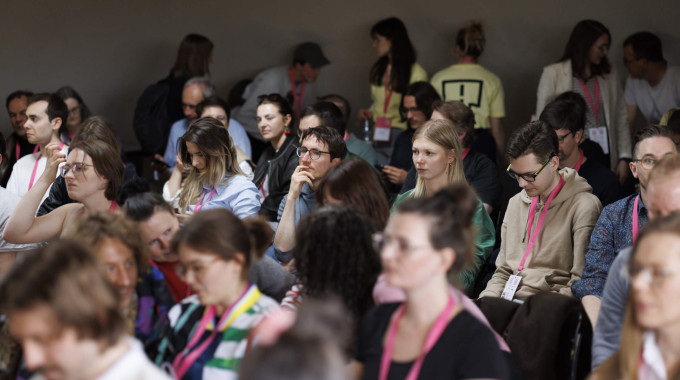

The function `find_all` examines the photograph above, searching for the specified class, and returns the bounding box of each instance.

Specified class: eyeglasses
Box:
[60,162,93,177]
[297,146,330,161]
[68,106,80,115]
[506,153,555,183]
[556,132,573,143]
[623,263,678,287]
[371,232,429,257]
[633,157,658,170]
[175,257,221,281]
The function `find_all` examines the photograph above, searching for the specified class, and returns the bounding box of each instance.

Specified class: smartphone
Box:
[153,158,170,168]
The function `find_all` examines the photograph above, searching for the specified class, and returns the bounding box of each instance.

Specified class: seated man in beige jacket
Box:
[480,121,602,302]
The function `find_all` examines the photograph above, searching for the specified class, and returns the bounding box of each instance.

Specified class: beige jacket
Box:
[535,60,631,170]
[480,168,602,301]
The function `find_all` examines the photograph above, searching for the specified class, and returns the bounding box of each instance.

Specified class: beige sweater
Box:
[480,168,602,301]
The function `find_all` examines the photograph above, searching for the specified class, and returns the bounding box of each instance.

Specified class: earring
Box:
[284,125,291,135]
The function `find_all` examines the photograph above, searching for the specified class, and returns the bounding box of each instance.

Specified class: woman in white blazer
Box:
[536,20,631,182]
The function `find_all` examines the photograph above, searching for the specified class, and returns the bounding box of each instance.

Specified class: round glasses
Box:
[60,162,93,177]
[297,146,331,161]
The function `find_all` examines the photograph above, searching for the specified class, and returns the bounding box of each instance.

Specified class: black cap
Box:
[293,42,330,68]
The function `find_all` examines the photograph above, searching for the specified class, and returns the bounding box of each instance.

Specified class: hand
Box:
[615,159,630,184]
[175,210,194,225]
[357,109,372,122]
[382,165,407,185]
[152,154,170,180]
[43,142,66,179]
[175,153,185,172]
[288,165,314,200]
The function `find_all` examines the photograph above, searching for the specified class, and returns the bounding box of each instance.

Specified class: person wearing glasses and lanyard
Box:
[479,121,601,302]
[271,126,346,264]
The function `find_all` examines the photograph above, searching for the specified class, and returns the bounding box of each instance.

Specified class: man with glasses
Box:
[480,121,601,301]
[540,91,622,206]
[272,126,346,264]
[592,153,680,369]
[573,125,678,327]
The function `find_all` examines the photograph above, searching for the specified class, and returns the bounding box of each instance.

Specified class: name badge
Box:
[588,126,609,155]
[501,274,522,301]
[373,117,392,142]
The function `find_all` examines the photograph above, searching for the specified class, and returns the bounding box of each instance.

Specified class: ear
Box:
[331,157,342,166]
[448,148,456,164]
[574,129,584,143]
[283,113,292,127]
[51,117,63,132]
[440,247,456,273]
[630,161,639,179]
[458,131,466,145]
[550,154,560,170]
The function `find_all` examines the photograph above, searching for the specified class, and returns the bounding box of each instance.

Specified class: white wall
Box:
[1,0,678,150]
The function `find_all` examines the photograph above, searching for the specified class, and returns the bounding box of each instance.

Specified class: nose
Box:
[63,166,76,179]
[22,341,45,371]
[192,156,202,168]
[114,266,133,288]
[517,176,529,188]
[414,152,424,164]
[301,150,312,163]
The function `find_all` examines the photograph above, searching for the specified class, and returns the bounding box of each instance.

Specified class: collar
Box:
[641,330,667,380]
[202,175,237,196]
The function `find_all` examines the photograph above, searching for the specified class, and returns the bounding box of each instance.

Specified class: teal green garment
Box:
[391,189,495,295]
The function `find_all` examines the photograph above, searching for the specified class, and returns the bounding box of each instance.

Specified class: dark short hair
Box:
[506,121,558,163]
[5,90,33,109]
[300,101,345,136]
[560,20,612,78]
[300,125,347,160]
[26,93,69,134]
[0,240,126,347]
[633,124,676,159]
[68,139,124,201]
[624,31,664,62]
[431,100,476,148]
[539,91,587,135]
[197,95,231,120]
[124,189,174,223]
[318,94,351,127]
[400,81,441,122]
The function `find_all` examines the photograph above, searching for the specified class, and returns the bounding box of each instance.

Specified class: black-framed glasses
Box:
[297,147,330,161]
[632,157,658,170]
[60,162,93,177]
[506,153,555,183]
[556,131,574,143]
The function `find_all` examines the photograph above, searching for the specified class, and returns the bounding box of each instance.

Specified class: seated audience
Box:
[298,101,344,137]
[480,121,601,301]
[154,209,279,379]
[319,93,377,165]
[164,117,261,219]
[56,85,91,143]
[540,91,622,206]
[252,94,299,221]
[0,240,170,379]
[2,90,36,187]
[392,119,495,295]
[354,184,510,379]
[573,125,677,325]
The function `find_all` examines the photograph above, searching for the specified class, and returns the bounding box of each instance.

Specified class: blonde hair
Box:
[456,21,486,60]
[412,119,466,197]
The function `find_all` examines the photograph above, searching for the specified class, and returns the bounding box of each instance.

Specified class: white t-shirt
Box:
[5,146,69,201]
[0,187,42,252]
[624,66,680,124]
[96,338,170,380]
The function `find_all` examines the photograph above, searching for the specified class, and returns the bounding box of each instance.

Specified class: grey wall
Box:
[2,0,678,151]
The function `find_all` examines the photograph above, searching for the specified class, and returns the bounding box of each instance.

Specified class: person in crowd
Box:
[66,212,174,347]
[272,126,346,263]
[252,94,299,221]
[2,90,35,187]
[573,125,677,326]
[353,184,510,379]
[431,21,506,163]
[0,240,170,379]
[154,77,217,179]
[358,17,428,164]
[623,31,680,127]
[590,212,680,379]
[316,157,390,231]
[234,42,330,145]
[163,117,261,219]
[480,121,602,301]
[197,96,253,169]
[666,108,680,149]
[3,138,123,244]
[55,85,91,143]
[535,19,631,182]
[6,93,69,200]
[319,94,377,165]
[382,81,440,192]
[403,99,501,214]
[540,91,623,206]
[298,101,344,137]
[154,209,279,379]
[592,154,680,369]
[392,119,494,295]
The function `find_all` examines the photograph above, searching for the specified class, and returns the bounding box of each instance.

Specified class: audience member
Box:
[298,101,344,137]
[592,154,680,369]
[480,121,601,301]
[164,117,261,219]
[0,240,170,379]
[354,184,510,379]
[2,90,36,187]
[272,126,346,263]
[55,85,91,143]
[540,91,623,206]
[154,209,279,379]
[666,108,680,149]
[319,93,378,165]
[393,119,495,295]
[431,21,506,162]
[197,95,253,164]
[535,20,631,182]
[623,31,680,127]
[6,93,69,199]
[252,94,299,221]
[573,125,677,326]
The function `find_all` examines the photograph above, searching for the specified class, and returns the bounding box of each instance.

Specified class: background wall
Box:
[1,0,678,151]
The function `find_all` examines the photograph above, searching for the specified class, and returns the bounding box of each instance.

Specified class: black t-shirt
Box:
[389,128,415,171]
[356,303,509,380]
[578,158,623,207]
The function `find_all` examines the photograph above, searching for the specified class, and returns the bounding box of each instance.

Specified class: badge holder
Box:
[501,273,522,301]
[373,117,392,142]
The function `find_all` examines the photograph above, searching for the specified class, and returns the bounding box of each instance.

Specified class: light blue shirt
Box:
[188,175,262,219]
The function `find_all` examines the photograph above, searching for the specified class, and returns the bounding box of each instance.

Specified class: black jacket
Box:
[252,135,299,221]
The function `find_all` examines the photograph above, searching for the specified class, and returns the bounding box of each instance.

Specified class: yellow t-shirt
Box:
[430,63,505,129]
[371,63,428,131]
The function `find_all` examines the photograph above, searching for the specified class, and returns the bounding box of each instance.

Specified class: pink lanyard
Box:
[461,148,470,160]
[108,201,117,214]
[15,142,39,161]
[172,285,253,379]
[579,78,600,120]
[632,195,640,244]
[379,296,455,380]
[383,66,393,114]
[288,67,306,120]
[28,142,64,191]
[194,188,217,213]
[574,148,585,172]
[518,176,565,272]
